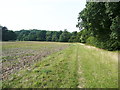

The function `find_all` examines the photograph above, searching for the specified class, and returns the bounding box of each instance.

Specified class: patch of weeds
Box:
[24,53,34,56]
[2,56,16,62]
[44,64,50,66]
[40,69,52,74]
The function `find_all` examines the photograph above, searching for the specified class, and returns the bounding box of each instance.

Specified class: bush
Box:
[86,36,97,46]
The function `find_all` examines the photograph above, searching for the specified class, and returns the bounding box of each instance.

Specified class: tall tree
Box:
[77,2,120,50]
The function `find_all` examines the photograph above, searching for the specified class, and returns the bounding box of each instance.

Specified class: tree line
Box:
[15,29,78,42]
[1,2,120,51]
[76,2,120,51]
[1,27,79,43]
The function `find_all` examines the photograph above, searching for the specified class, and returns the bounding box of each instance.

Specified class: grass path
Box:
[77,44,118,88]
[2,42,118,88]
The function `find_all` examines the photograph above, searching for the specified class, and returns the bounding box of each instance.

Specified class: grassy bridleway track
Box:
[2,42,118,88]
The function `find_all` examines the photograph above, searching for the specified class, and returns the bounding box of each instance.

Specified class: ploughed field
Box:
[1,41,118,88]
[2,42,69,80]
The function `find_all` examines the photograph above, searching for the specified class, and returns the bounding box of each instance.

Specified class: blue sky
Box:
[0,0,86,32]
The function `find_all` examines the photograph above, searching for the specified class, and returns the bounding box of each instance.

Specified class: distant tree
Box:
[15,30,30,41]
[28,32,37,41]
[69,31,78,42]
[51,32,58,42]
[59,29,71,42]
[2,27,8,31]
[36,30,46,41]
[46,31,53,41]
[2,26,16,41]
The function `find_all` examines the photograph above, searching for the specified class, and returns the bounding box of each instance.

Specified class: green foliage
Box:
[1,26,17,41]
[15,29,78,43]
[52,32,59,42]
[69,36,77,42]
[36,30,46,41]
[59,29,71,42]
[86,36,97,46]
[69,31,78,42]
[46,31,53,41]
[77,2,120,51]
[110,16,120,41]
[79,29,91,43]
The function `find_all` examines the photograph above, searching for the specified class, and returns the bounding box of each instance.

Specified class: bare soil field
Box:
[1,41,69,80]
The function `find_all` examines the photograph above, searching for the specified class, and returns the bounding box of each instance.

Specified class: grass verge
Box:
[78,44,118,88]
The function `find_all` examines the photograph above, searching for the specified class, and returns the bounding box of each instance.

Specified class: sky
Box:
[0,0,86,32]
